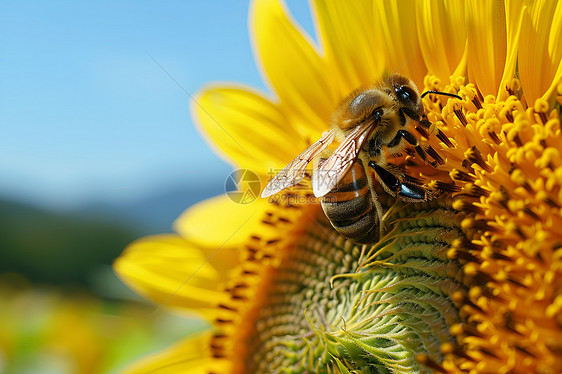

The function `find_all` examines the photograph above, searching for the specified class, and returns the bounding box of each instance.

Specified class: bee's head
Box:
[386,73,424,119]
[336,88,396,131]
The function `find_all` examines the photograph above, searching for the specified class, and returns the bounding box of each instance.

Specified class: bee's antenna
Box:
[421,90,462,100]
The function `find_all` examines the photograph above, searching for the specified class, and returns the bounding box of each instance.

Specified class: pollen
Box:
[416,74,562,373]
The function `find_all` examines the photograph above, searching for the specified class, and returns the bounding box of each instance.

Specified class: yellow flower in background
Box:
[0,285,105,374]
[115,0,562,373]
[0,279,187,374]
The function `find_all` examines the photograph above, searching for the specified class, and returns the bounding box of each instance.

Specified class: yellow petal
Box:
[497,0,524,101]
[545,1,562,99]
[173,194,270,252]
[311,0,385,97]
[547,1,562,93]
[519,0,559,103]
[374,0,427,87]
[122,332,230,374]
[523,0,562,101]
[250,0,335,134]
[114,234,229,313]
[546,0,562,67]
[191,85,304,171]
[465,0,507,97]
[416,0,467,83]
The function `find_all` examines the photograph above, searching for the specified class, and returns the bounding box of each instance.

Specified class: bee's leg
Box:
[359,159,385,238]
[364,160,394,239]
[400,107,421,122]
[387,130,427,161]
[369,161,427,202]
[368,161,400,195]
[398,182,427,200]
[369,184,385,239]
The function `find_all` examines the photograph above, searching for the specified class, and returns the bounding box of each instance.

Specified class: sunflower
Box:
[114,0,562,373]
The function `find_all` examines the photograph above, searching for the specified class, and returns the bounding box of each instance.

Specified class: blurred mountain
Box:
[0,198,140,286]
[0,182,225,289]
[81,183,225,233]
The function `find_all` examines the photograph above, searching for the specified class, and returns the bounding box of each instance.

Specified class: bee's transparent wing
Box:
[312,121,373,197]
[261,129,338,198]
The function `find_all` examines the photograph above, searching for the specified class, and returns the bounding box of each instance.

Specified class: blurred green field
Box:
[0,199,138,287]
[0,198,207,374]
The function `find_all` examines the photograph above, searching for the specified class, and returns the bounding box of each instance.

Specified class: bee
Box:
[261,73,456,243]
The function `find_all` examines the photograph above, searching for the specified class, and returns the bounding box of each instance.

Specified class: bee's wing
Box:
[261,129,338,198]
[312,121,373,197]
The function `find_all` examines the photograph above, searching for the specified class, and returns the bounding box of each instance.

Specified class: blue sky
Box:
[0,1,315,209]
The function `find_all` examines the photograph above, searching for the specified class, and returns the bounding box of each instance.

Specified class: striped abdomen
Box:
[320,161,380,243]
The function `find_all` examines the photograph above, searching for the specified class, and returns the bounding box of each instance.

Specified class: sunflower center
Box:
[213,74,562,374]
[238,195,470,373]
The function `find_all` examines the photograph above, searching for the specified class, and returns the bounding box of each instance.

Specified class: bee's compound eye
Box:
[373,108,384,122]
[396,85,418,104]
